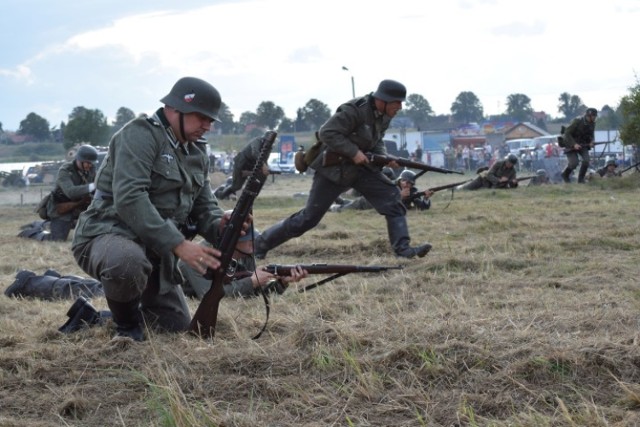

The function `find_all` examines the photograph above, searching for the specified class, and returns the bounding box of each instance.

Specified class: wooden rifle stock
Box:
[55,196,91,215]
[190,130,277,338]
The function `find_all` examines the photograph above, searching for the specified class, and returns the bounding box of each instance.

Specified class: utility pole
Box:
[341,66,355,98]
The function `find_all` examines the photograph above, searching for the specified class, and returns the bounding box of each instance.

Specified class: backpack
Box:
[35,192,52,220]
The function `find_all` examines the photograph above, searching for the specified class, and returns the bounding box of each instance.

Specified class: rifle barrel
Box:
[263,263,402,276]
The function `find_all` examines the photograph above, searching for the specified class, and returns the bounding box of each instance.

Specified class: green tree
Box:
[619,80,640,147]
[557,92,586,120]
[293,108,311,132]
[18,112,51,141]
[63,106,110,149]
[237,111,258,133]
[298,98,331,130]
[451,91,483,124]
[278,117,294,133]
[506,93,534,122]
[404,94,433,130]
[596,104,622,130]
[255,101,284,130]
[112,107,136,132]
[217,102,236,134]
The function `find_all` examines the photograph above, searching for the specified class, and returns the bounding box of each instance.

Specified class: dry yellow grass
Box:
[1,172,640,426]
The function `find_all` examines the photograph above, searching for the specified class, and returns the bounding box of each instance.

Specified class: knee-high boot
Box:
[577,163,589,183]
[107,298,144,341]
[386,216,432,259]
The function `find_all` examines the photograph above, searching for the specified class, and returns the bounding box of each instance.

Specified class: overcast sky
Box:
[1,0,638,132]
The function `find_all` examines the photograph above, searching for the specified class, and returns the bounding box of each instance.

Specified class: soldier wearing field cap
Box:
[71,77,232,341]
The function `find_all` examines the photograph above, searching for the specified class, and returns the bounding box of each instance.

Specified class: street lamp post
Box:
[341,66,355,98]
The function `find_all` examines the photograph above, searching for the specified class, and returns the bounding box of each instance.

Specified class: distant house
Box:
[503,122,549,140]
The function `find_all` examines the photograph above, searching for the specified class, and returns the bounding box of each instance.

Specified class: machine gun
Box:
[323,151,463,175]
[262,263,403,292]
[190,130,277,339]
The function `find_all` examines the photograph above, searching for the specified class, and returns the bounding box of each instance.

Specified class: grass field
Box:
[1,171,640,426]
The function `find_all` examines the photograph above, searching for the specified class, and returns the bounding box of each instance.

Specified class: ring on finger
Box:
[199,256,204,263]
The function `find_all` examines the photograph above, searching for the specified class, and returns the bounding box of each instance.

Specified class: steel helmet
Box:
[506,153,518,165]
[536,169,547,176]
[160,77,222,122]
[606,159,617,167]
[399,169,416,184]
[373,79,407,102]
[585,108,598,117]
[75,145,99,165]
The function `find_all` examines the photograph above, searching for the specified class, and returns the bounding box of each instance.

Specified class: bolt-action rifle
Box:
[262,263,403,292]
[405,179,473,204]
[190,130,278,339]
[323,151,463,175]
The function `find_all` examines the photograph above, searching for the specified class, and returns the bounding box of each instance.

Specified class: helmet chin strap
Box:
[178,112,188,142]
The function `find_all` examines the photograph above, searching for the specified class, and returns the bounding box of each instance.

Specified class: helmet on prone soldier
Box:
[160,77,222,122]
[585,107,598,118]
[399,169,416,184]
[606,159,617,167]
[75,145,99,165]
[373,79,407,102]
[506,153,518,165]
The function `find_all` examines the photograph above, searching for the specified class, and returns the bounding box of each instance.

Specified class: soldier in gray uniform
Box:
[254,79,432,259]
[45,145,98,241]
[71,77,229,341]
[214,136,268,200]
[561,108,597,183]
[460,154,519,190]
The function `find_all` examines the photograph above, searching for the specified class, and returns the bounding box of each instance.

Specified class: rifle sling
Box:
[298,272,348,292]
[252,286,270,340]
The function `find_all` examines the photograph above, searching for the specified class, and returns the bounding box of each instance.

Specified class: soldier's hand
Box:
[423,190,434,198]
[352,151,368,165]
[219,210,253,237]
[280,265,308,284]
[574,144,581,151]
[173,240,221,274]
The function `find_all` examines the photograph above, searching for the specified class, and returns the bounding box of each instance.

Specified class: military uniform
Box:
[562,114,596,182]
[72,108,223,333]
[215,136,262,199]
[46,161,95,241]
[461,160,517,190]
[254,90,429,259]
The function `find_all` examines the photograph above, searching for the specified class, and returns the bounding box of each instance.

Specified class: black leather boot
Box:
[107,298,144,341]
[254,221,291,260]
[58,296,110,333]
[577,163,589,183]
[561,168,572,183]
[386,216,432,259]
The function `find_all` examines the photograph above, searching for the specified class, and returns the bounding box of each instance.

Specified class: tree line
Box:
[1,87,637,149]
